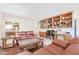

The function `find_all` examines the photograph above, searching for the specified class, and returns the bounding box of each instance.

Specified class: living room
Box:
[0,3,79,55]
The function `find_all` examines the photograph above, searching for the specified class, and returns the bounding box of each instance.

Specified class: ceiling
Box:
[0,3,79,21]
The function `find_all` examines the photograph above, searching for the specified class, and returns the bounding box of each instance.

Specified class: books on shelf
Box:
[40,12,72,28]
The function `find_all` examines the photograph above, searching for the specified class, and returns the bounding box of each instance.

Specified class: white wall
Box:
[74,10,79,37]
[0,12,5,46]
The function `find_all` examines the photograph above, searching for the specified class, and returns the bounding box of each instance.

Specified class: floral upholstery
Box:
[17,31,35,40]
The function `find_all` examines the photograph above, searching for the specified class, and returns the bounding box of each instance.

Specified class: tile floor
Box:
[43,38,53,47]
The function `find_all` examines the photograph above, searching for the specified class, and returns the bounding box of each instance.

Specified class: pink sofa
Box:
[33,37,79,55]
[16,31,43,49]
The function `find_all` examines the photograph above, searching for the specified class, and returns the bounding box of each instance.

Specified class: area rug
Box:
[28,48,39,53]
[4,46,23,55]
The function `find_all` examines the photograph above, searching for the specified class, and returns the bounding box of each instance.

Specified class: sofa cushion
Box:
[25,35,35,39]
[63,44,79,55]
[17,31,35,40]
[33,48,53,55]
[18,39,40,48]
[45,44,64,55]
[17,32,25,40]
[69,37,79,45]
[53,39,68,48]
[25,31,35,38]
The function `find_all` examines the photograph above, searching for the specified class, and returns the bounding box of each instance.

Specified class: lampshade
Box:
[5,24,13,30]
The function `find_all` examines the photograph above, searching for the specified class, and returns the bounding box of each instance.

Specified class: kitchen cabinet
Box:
[55,34,71,41]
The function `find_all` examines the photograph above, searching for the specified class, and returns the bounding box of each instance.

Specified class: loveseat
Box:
[16,31,43,49]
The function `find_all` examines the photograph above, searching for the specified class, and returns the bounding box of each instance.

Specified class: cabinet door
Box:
[64,35,71,41]
[39,32,46,37]
[56,34,64,40]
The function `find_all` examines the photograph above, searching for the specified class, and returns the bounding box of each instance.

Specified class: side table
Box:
[1,37,16,49]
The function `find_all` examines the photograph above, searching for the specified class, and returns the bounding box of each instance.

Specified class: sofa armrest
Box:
[36,37,44,40]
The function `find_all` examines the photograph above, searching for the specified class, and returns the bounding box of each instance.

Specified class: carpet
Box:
[4,46,23,55]
[28,48,39,53]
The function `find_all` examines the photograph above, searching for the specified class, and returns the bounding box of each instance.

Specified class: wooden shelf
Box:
[52,16,60,28]
[40,12,72,28]
[60,12,72,27]
[40,19,48,28]
[47,17,52,28]
[40,17,53,28]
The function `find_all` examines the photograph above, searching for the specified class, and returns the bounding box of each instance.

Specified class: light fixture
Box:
[5,24,13,30]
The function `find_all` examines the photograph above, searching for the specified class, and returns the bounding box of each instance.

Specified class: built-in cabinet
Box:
[40,18,53,28]
[40,19,48,28]
[40,12,72,28]
[53,15,60,28]
[60,12,72,27]
[47,17,52,28]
